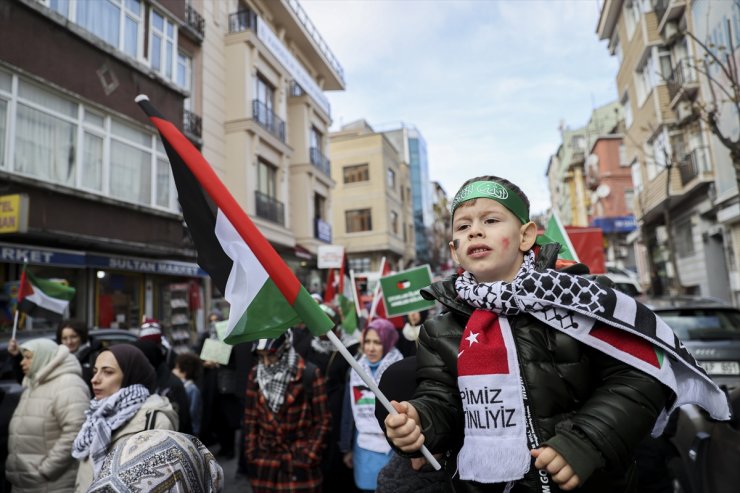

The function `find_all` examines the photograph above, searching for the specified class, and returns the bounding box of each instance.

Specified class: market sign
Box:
[318,245,344,269]
[378,265,435,317]
[0,194,29,234]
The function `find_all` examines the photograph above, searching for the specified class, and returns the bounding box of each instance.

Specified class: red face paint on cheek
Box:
[501,238,510,250]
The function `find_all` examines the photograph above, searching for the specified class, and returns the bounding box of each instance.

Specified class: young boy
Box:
[385,175,729,492]
[173,353,203,436]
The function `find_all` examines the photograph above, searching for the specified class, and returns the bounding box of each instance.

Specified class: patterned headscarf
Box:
[255,331,298,413]
[19,338,59,384]
[87,429,223,492]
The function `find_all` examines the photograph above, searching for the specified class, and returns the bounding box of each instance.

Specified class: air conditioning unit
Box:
[676,101,693,122]
[662,21,680,43]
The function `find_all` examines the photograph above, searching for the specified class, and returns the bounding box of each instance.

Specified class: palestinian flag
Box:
[17,268,75,319]
[542,213,579,262]
[336,254,358,333]
[136,96,333,344]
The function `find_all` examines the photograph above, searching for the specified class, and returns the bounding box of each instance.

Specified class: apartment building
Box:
[547,102,623,227]
[198,0,344,296]
[430,180,453,277]
[329,120,415,275]
[0,0,208,337]
[597,0,732,301]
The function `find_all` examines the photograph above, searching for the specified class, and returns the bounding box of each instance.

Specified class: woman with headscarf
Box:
[87,429,223,492]
[5,338,89,492]
[72,344,178,492]
[340,318,404,493]
[244,329,331,493]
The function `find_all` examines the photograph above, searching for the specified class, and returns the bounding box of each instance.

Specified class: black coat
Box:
[408,277,669,493]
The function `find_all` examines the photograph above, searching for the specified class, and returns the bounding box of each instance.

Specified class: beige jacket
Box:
[5,346,90,493]
[74,393,178,492]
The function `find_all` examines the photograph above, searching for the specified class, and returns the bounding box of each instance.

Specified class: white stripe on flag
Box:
[655,319,675,346]
[215,211,269,338]
[26,290,69,315]
[612,291,637,326]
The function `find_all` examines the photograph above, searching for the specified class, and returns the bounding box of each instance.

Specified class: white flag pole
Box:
[325,329,441,470]
[10,310,19,342]
[367,256,386,322]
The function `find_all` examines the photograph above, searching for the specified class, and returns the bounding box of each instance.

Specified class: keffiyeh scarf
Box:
[256,346,298,413]
[72,384,150,474]
[453,251,731,483]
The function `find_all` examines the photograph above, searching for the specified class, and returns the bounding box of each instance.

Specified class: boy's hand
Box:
[384,400,424,452]
[531,447,580,491]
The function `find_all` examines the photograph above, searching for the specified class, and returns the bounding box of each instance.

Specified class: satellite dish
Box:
[596,184,611,198]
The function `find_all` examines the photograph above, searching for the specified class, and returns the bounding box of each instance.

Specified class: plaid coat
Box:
[244,356,331,493]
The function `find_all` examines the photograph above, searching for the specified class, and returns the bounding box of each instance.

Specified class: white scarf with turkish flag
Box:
[457,309,530,483]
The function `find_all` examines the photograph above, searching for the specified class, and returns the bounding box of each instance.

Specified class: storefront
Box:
[1,241,208,350]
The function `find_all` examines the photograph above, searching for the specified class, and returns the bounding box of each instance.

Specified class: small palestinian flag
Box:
[17,267,75,319]
[136,96,333,344]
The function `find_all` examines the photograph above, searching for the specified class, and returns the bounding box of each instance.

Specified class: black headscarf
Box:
[105,344,157,393]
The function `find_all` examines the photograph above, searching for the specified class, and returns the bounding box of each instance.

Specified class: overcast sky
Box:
[299,0,619,214]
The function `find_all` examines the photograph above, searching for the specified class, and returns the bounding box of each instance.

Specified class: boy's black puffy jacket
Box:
[410,276,669,493]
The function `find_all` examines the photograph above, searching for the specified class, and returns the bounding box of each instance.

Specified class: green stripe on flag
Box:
[27,271,75,300]
[656,348,664,368]
[338,294,358,334]
[293,286,335,337]
[224,280,300,344]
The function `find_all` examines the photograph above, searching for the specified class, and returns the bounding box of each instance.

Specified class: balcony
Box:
[255,191,285,225]
[229,9,258,34]
[678,147,710,186]
[652,0,686,31]
[309,147,331,175]
[252,100,286,142]
[314,217,332,243]
[183,110,202,140]
[667,59,699,103]
[289,81,306,97]
[184,4,205,40]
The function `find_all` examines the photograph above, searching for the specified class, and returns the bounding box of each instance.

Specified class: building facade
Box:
[0,0,208,342]
[597,0,732,301]
[199,0,345,298]
[328,120,415,275]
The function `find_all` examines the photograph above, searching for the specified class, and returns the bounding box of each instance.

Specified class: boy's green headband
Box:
[451,181,530,224]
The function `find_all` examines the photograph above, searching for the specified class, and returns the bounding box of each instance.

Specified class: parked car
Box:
[641,296,740,493]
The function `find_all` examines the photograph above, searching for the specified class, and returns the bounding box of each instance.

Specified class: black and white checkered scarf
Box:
[72,384,150,474]
[256,345,298,413]
[455,251,731,432]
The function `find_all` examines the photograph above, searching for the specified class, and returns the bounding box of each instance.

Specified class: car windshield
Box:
[656,308,740,340]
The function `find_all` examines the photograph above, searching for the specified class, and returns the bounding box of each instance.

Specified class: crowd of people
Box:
[0,174,728,493]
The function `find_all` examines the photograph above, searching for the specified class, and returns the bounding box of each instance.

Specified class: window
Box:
[258,159,277,197]
[255,74,275,111]
[53,0,142,59]
[630,159,642,191]
[658,49,672,82]
[621,92,633,129]
[349,257,371,272]
[674,216,695,257]
[624,189,635,213]
[150,9,177,79]
[3,71,173,210]
[314,193,326,220]
[0,99,6,168]
[310,126,322,150]
[624,0,641,40]
[619,144,629,167]
[346,208,372,233]
[571,135,586,151]
[387,168,396,189]
[343,163,369,183]
[390,210,399,234]
[177,52,193,110]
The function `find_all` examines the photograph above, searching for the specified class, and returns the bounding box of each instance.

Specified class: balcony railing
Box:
[229,9,258,34]
[667,59,698,101]
[309,147,331,175]
[289,81,306,97]
[255,191,285,225]
[183,110,202,139]
[185,4,205,39]
[652,0,669,23]
[252,100,286,142]
[678,147,709,185]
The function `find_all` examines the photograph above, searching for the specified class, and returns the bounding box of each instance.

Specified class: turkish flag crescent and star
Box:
[457,310,510,376]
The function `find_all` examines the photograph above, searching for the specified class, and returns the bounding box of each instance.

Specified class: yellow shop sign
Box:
[0,194,29,234]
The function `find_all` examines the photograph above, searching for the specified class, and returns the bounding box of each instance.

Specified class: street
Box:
[218,451,253,493]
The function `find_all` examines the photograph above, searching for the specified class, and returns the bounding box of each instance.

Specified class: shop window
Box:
[0,99,6,169]
[96,271,143,329]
